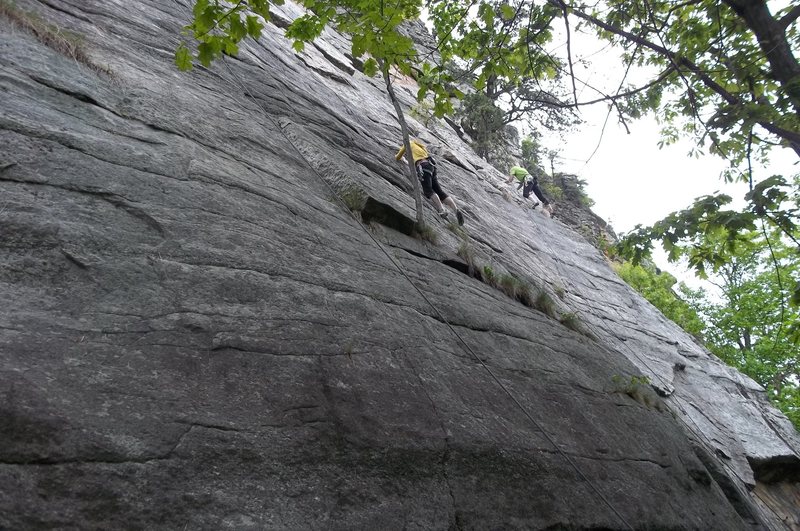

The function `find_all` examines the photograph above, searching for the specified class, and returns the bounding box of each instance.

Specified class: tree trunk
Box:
[381,60,425,227]
[723,0,800,117]
[486,74,497,100]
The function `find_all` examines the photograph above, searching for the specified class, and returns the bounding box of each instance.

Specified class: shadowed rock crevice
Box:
[747,454,800,483]
[360,196,417,237]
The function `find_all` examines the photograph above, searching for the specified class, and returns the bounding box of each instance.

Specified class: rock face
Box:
[1,1,798,529]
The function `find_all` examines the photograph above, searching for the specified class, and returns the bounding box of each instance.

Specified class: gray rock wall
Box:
[1,0,798,529]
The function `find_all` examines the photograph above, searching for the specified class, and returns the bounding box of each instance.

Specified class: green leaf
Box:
[351,34,366,58]
[362,57,378,77]
[197,5,218,36]
[224,40,239,56]
[251,0,272,20]
[175,44,193,71]
[229,15,247,41]
[792,280,800,306]
[197,41,217,67]
[246,15,264,39]
[193,0,209,18]
[500,4,516,20]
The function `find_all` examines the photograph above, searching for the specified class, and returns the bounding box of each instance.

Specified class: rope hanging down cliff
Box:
[217,56,634,530]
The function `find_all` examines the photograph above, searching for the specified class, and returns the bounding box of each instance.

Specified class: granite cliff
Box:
[1,0,799,528]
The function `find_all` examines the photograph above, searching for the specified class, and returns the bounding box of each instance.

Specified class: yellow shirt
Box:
[395,140,429,162]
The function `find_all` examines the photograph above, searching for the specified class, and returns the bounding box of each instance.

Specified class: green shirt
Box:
[509,166,530,182]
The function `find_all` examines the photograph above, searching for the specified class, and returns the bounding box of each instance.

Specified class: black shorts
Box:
[522,177,549,205]
[416,159,448,201]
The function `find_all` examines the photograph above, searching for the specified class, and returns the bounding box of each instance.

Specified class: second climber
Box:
[507,164,554,215]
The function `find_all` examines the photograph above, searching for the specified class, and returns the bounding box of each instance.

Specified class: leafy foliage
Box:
[520,135,541,169]
[567,0,800,165]
[459,92,510,160]
[614,261,706,338]
[617,175,799,301]
[687,233,800,428]
[409,100,436,127]
[557,173,593,207]
[482,264,497,285]
[611,374,651,395]
[611,374,662,409]
[457,241,476,274]
[430,0,577,137]
[495,272,534,306]
[413,222,438,244]
[176,0,277,69]
[534,290,557,318]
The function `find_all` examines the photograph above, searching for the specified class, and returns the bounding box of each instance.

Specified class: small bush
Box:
[0,1,109,74]
[558,311,596,340]
[554,284,566,299]
[338,186,366,212]
[541,182,564,200]
[447,221,468,240]
[413,223,438,244]
[516,282,534,307]
[535,291,557,318]
[482,265,496,286]
[610,375,663,410]
[559,311,580,331]
[457,241,475,274]
[499,273,518,299]
[495,273,534,306]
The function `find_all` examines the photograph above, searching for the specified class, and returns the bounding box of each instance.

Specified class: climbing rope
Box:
[216,54,635,530]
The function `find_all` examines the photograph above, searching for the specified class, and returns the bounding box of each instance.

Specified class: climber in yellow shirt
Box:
[395,140,464,225]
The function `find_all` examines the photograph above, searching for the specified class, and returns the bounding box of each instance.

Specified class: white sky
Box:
[534,22,799,286]
[539,28,732,233]
[541,76,798,236]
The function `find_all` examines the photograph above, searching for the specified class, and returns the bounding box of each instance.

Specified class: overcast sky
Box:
[544,97,798,236]
[533,23,798,286]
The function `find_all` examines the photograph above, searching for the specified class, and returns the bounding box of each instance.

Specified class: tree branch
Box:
[561,5,579,106]
[555,0,800,157]
[779,5,800,30]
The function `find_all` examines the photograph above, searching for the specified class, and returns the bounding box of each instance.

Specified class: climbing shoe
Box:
[438,210,449,220]
[456,210,464,226]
